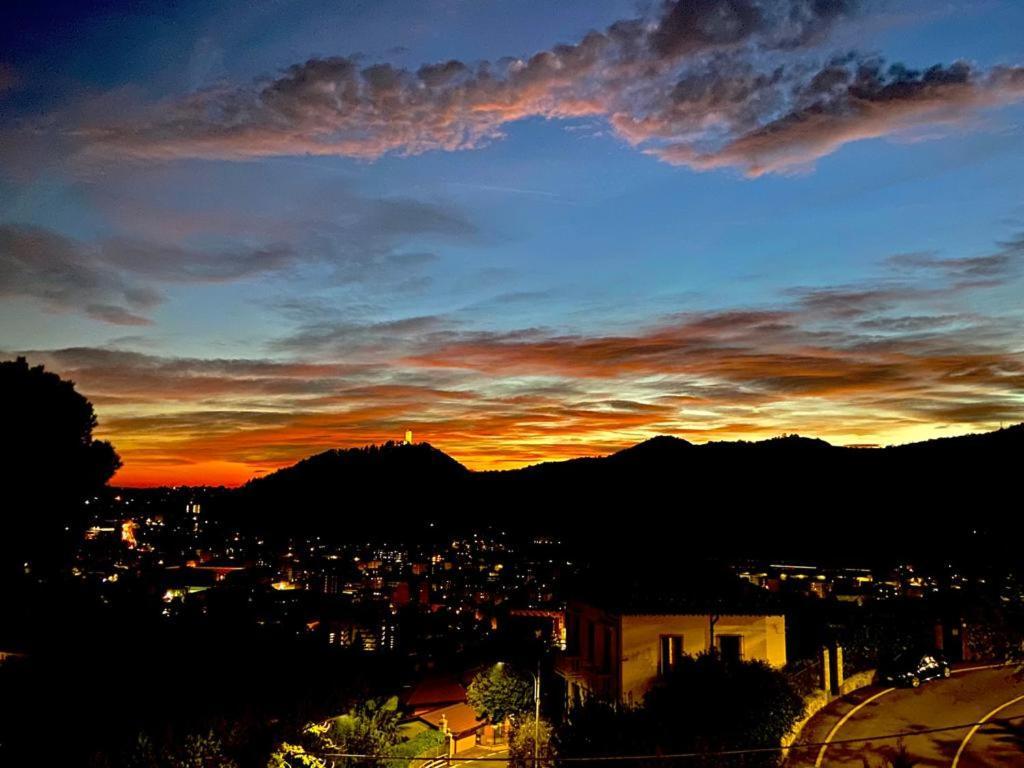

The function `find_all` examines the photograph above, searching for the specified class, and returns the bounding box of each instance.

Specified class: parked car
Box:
[879,651,951,687]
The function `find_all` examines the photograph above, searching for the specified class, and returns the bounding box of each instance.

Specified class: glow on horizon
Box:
[102,418,990,488]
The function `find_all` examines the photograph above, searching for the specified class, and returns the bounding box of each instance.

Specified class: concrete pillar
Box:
[820,646,831,693]
[834,645,844,693]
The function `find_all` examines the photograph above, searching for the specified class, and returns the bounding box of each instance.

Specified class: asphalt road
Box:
[787,666,1024,768]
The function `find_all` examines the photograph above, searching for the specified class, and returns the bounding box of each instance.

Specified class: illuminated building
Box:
[121,520,138,549]
[556,598,787,708]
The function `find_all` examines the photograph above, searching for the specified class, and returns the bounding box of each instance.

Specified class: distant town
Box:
[74,484,1024,663]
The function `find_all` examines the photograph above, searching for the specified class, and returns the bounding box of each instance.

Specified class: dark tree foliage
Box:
[0,592,402,767]
[558,654,804,768]
[467,664,534,723]
[556,700,653,759]
[644,654,805,766]
[0,356,120,573]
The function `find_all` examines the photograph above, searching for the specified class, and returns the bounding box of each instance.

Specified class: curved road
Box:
[787,666,1024,768]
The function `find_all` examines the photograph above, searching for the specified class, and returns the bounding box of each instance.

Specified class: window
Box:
[660,634,684,675]
[717,634,742,663]
[566,613,579,655]
[602,626,614,672]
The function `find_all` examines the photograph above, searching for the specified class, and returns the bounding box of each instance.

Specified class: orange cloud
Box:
[18,235,1023,486]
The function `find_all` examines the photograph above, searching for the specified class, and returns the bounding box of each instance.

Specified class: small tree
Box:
[268,743,327,768]
[124,730,237,768]
[328,696,401,757]
[170,732,238,768]
[268,698,402,768]
[467,665,533,724]
[508,714,555,768]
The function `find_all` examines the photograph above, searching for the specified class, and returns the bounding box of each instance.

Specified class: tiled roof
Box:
[416,703,484,736]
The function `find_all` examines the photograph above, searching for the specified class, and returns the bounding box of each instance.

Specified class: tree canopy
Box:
[0,356,120,573]
[268,697,427,768]
[467,664,533,724]
[508,714,555,768]
[558,654,805,768]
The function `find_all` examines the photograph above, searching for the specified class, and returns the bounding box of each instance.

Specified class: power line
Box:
[302,713,1024,762]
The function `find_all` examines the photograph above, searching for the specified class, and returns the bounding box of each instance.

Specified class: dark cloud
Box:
[656,59,1024,174]
[649,0,766,58]
[0,223,304,324]
[886,235,1023,287]
[85,304,154,326]
[272,314,451,357]
[98,239,299,283]
[1,181,476,323]
[73,0,880,173]
[0,224,162,325]
[66,0,1024,174]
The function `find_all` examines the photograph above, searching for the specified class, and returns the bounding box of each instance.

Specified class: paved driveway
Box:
[786,665,1024,768]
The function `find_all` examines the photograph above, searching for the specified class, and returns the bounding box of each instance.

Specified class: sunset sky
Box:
[2,0,1024,486]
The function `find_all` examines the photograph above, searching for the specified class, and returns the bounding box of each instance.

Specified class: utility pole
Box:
[533,659,541,768]
[499,660,542,767]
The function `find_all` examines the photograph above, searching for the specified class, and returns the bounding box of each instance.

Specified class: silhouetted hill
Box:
[246,440,469,493]
[608,434,694,462]
[219,425,1024,564]
[232,441,470,538]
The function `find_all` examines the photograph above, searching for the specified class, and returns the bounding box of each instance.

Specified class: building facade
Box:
[556,599,787,707]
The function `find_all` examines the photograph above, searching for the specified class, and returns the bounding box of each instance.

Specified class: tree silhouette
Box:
[0,356,120,574]
[559,654,804,768]
[467,664,533,725]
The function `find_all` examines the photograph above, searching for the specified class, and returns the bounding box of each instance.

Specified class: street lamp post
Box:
[531,662,540,768]
[498,661,541,768]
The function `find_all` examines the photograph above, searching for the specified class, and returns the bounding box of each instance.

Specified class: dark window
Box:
[602,626,614,672]
[587,620,595,663]
[660,635,683,675]
[718,635,742,663]
[566,613,579,655]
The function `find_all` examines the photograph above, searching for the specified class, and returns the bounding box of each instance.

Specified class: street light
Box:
[497,661,541,768]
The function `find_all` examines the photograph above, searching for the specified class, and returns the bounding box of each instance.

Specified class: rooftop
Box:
[415,702,483,737]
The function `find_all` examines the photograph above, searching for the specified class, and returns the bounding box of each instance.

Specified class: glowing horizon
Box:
[104,420,991,489]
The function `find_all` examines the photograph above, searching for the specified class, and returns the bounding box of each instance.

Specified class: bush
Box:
[508,715,554,768]
[389,729,447,768]
[559,654,804,768]
[644,653,805,765]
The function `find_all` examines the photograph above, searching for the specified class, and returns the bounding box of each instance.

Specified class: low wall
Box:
[780,669,876,751]
[781,689,829,750]
[838,668,876,696]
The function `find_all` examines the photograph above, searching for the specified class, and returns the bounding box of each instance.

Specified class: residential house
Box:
[414,702,485,755]
[556,596,786,707]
